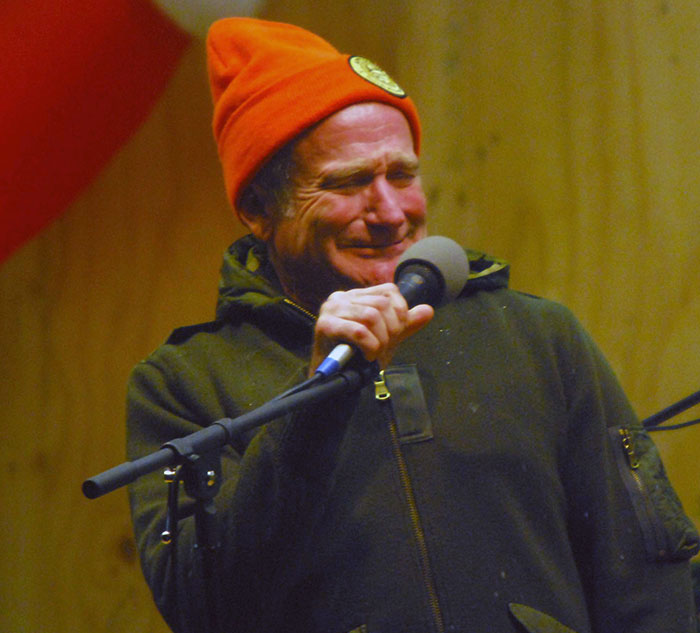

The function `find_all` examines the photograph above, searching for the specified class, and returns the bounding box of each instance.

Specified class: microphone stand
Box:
[643,387,700,431]
[82,362,375,633]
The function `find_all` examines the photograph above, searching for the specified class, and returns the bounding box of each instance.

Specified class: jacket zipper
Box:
[285,296,446,624]
[282,297,317,321]
[374,370,446,633]
[616,427,668,559]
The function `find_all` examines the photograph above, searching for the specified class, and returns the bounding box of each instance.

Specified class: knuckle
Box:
[357,305,381,328]
[325,290,347,306]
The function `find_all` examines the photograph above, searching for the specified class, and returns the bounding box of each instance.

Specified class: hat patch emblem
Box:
[349,56,406,98]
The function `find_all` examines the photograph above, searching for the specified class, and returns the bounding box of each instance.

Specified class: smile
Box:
[339,239,411,257]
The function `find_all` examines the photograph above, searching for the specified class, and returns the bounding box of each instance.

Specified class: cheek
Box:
[307,199,364,245]
[403,187,428,220]
[273,206,345,261]
[271,220,309,262]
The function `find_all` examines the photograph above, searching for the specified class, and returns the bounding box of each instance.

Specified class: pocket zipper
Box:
[614,427,668,560]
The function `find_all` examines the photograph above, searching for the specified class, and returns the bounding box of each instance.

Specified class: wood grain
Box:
[1,2,698,630]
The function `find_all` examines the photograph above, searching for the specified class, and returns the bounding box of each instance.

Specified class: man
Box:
[127,17,699,633]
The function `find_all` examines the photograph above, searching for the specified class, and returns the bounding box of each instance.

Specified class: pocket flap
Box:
[384,364,433,444]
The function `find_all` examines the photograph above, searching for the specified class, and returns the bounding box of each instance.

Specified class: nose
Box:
[365,176,406,227]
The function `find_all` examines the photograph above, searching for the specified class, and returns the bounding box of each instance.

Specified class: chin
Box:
[352,263,398,288]
[329,251,403,289]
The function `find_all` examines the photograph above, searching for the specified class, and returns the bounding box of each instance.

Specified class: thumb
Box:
[402,303,434,340]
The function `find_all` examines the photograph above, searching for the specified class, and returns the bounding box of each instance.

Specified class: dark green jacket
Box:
[127,235,699,633]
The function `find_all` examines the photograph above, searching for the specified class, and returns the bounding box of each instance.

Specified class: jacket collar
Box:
[215,234,510,326]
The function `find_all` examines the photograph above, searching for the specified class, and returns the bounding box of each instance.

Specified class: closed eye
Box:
[320,170,374,191]
[319,158,419,192]
[386,168,418,186]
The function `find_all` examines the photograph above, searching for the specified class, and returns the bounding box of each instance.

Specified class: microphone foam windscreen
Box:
[396,236,470,302]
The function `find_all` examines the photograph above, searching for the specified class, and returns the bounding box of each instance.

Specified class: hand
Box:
[309,283,434,374]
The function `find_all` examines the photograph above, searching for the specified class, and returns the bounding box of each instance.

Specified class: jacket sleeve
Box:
[555,306,699,633]
[126,342,356,633]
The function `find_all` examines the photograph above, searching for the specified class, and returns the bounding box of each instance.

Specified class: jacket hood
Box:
[215,234,510,327]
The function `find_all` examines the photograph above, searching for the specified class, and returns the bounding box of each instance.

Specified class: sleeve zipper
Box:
[613,427,668,560]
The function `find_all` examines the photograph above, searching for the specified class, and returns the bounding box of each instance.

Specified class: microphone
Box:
[315,236,470,376]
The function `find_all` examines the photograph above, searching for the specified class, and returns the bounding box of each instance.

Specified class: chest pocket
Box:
[384,364,433,444]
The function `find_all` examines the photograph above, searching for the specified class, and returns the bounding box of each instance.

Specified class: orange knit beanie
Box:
[206,18,421,211]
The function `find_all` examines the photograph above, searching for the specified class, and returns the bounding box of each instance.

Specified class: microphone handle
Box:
[395,264,443,307]
[315,343,354,377]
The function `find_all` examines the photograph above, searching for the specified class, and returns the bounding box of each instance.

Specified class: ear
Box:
[236,184,277,241]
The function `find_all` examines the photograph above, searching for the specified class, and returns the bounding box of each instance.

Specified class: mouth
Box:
[339,237,412,257]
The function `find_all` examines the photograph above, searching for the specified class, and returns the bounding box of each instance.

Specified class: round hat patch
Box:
[349,56,406,98]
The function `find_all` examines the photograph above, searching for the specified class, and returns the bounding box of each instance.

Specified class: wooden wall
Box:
[1,1,698,631]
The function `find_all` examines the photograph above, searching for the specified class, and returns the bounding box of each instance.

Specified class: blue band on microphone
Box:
[315,357,341,376]
[315,343,354,377]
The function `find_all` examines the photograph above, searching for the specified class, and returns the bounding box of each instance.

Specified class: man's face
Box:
[264,102,428,311]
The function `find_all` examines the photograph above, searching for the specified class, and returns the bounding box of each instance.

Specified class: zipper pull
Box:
[374,370,391,400]
[619,428,640,469]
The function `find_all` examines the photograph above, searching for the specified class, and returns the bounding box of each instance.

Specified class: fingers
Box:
[322,285,406,352]
[310,283,434,372]
[314,284,402,362]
